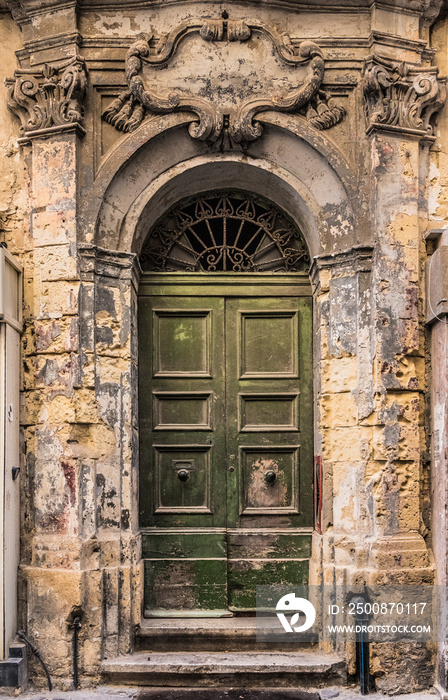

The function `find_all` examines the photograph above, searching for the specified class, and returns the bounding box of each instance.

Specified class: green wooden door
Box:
[139,278,313,616]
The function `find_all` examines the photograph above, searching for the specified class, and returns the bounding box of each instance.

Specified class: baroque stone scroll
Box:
[102,18,345,144]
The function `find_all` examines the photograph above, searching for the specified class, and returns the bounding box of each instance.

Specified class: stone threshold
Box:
[101,650,346,688]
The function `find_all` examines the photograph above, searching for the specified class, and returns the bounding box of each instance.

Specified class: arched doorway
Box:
[138,190,313,616]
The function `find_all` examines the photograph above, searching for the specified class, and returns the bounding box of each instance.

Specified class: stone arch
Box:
[86,114,365,618]
[90,114,363,258]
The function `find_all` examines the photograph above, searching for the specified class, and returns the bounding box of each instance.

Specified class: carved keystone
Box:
[5,56,88,138]
[363,55,446,138]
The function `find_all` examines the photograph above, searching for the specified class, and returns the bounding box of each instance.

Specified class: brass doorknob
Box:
[177,469,190,482]
[264,470,276,484]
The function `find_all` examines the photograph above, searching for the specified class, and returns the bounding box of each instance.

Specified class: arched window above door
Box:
[140,191,310,273]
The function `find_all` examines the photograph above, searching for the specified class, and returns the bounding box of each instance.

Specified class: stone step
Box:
[136,689,335,700]
[101,651,346,688]
[136,617,318,652]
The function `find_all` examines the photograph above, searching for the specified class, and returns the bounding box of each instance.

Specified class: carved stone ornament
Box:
[363,55,446,138]
[102,18,345,144]
[5,56,87,137]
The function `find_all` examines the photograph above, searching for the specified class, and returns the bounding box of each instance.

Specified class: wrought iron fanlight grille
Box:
[140,191,310,273]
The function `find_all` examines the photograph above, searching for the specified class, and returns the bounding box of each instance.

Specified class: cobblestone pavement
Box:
[2,687,439,700]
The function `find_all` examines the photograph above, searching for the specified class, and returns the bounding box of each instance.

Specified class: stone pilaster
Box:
[5,56,97,687]
[308,246,375,669]
[77,245,142,666]
[358,54,444,692]
[19,127,85,687]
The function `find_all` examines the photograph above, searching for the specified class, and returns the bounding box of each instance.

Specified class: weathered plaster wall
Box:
[1,0,447,692]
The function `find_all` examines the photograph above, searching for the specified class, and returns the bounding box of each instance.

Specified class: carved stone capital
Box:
[102,18,345,145]
[5,56,87,139]
[363,55,446,138]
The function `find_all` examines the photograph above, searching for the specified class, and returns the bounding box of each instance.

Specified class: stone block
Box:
[321,392,358,427]
[95,468,122,531]
[24,353,79,391]
[387,212,419,248]
[34,280,79,319]
[31,138,76,209]
[322,427,372,462]
[74,389,100,424]
[368,534,430,570]
[34,316,78,354]
[22,390,76,425]
[33,245,78,282]
[379,355,424,391]
[23,566,82,675]
[31,208,76,247]
[371,641,434,695]
[97,354,132,386]
[67,423,118,460]
[30,533,81,569]
[80,353,95,389]
[321,357,359,393]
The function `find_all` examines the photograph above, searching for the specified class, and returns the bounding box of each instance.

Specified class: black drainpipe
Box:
[352,595,371,694]
[17,630,52,691]
[68,607,84,690]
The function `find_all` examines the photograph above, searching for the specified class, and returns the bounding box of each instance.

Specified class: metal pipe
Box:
[17,629,52,691]
[352,595,371,695]
[71,615,82,689]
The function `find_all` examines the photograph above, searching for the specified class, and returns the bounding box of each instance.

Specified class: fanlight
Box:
[140,191,310,273]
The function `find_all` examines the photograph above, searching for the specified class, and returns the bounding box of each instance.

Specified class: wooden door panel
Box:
[153,391,213,431]
[240,310,299,378]
[240,446,299,514]
[153,309,212,376]
[227,530,310,611]
[139,296,227,615]
[226,296,313,610]
[139,296,225,527]
[153,445,212,513]
[145,559,228,613]
[228,559,309,610]
[239,393,299,432]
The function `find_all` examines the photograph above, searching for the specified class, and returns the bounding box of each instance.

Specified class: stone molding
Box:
[5,55,87,139]
[309,245,374,291]
[78,244,141,288]
[102,18,345,144]
[425,229,448,324]
[363,55,446,139]
[5,0,444,20]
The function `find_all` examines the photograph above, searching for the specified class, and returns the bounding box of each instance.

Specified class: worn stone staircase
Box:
[101,618,347,693]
